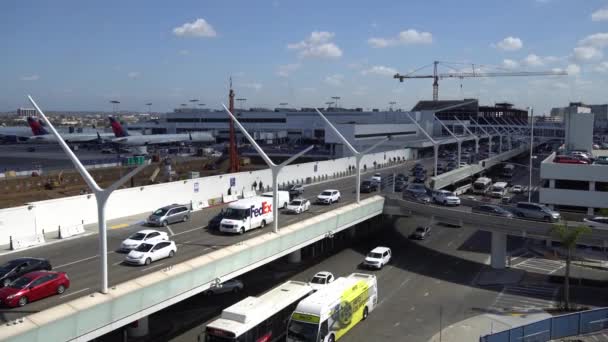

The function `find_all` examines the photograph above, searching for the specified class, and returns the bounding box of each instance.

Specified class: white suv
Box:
[317,189,341,204]
[363,246,392,269]
[432,190,461,206]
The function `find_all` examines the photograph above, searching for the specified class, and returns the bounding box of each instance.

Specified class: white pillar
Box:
[549,179,555,188]
[288,249,302,264]
[491,232,507,269]
[127,316,149,337]
[588,207,595,216]
[590,181,596,191]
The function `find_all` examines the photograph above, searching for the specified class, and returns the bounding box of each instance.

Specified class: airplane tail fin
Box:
[27,117,49,135]
[108,116,129,137]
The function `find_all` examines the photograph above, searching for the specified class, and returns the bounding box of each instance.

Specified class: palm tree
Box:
[550,222,591,311]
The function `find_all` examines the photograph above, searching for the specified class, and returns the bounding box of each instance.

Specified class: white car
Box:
[432,190,461,206]
[371,173,382,184]
[125,240,177,266]
[584,217,608,230]
[511,185,524,194]
[317,190,341,204]
[204,279,244,295]
[286,198,311,214]
[120,229,169,251]
[309,271,335,291]
[362,246,392,269]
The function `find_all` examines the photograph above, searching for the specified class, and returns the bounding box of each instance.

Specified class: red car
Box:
[554,155,589,164]
[0,271,69,307]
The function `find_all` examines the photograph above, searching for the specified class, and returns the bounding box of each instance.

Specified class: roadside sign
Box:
[230,177,236,187]
[194,182,199,193]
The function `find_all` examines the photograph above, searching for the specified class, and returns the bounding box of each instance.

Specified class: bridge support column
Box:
[288,249,302,264]
[127,316,149,338]
[491,232,507,269]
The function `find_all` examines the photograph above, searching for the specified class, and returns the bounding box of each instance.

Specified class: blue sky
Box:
[1,0,607,114]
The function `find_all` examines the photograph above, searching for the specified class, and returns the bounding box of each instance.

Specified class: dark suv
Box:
[360,180,378,193]
[0,258,52,287]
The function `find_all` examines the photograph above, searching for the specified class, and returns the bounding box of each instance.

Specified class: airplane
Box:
[108,117,215,145]
[26,117,115,143]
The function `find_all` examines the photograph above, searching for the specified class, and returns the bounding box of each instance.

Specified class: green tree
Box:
[550,222,591,311]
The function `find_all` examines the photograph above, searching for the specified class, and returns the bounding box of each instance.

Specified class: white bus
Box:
[472,177,492,195]
[490,182,509,198]
[220,197,274,234]
[502,164,515,178]
[287,273,378,342]
[203,280,315,342]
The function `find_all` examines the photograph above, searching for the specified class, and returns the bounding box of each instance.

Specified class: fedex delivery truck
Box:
[220,196,274,234]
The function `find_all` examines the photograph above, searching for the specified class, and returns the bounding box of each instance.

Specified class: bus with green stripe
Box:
[286,273,378,342]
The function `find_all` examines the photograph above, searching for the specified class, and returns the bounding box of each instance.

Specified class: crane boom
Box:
[393,60,568,101]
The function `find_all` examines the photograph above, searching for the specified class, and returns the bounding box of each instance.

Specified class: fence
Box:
[480,308,608,342]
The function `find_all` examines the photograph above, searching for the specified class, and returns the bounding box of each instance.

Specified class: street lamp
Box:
[528,107,535,202]
[222,104,313,233]
[29,96,148,294]
[325,101,334,109]
[389,101,397,111]
[110,100,120,113]
[331,96,341,108]
[145,103,152,114]
[189,99,199,108]
[279,102,288,107]
[236,98,247,111]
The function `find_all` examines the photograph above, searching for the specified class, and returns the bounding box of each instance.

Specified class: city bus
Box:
[472,177,492,195]
[287,273,378,342]
[203,280,315,342]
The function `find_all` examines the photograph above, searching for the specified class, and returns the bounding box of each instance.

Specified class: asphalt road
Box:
[0,159,431,323]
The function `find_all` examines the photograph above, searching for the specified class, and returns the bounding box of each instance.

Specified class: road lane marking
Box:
[110,223,129,230]
[166,225,175,236]
[60,287,90,299]
[173,225,207,237]
[141,263,165,272]
[112,260,124,266]
[55,251,115,269]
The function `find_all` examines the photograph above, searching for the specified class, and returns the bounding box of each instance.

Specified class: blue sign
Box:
[194,182,199,193]
[230,177,236,187]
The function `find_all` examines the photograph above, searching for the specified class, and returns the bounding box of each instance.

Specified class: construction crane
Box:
[393,61,568,101]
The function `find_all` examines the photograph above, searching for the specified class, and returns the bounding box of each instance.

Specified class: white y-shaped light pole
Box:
[405,112,439,177]
[495,118,516,150]
[453,117,479,154]
[315,109,389,203]
[469,117,493,157]
[223,104,313,233]
[28,96,149,294]
[434,116,462,167]
[480,117,503,153]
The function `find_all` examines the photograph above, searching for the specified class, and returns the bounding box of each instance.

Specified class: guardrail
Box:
[480,307,608,342]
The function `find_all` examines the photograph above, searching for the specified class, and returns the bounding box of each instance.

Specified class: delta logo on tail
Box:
[108,117,129,137]
[27,117,49,136]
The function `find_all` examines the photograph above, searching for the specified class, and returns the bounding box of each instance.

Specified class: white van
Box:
[220,197,274,234]
[490,182,509,198]
[262,190,290,209]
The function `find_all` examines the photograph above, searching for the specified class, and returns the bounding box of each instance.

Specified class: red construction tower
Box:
[228,78,240,172]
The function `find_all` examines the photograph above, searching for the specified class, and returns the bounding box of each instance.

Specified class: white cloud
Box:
[578,33,608,48]
[566,64,581,76]
[324,74,344,87]
[361,65,398,76]
[240,82,263,91]
[288,31,342,59]
[522,54,545,66]
[178,49,190,55]
[20,74,39,81]
[594,61,608,72]
[502,59,519,69]
[495,36,523,51]
[173,18,217,38]
[276,63,301,77]
[127,71,141,79]
[368,29,433,48]
[573,46,603,62]
[591,8,608,21]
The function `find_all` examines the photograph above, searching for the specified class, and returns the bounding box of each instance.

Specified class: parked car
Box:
[594,156,608,165]
[286,184,304,197]
[432,190,461,206]
[371,173,382,184]
[146,204,190,227]
[360,180,379,193]
[554,155,589,164]
[208,209,226,231]
[362,247,392,269]
[512,202,560,222]
[309,271,335,291]
[583,217,608,230]
[316,190,341,204]
[410,226,431,240]
[120,229,169,251]
[0,271,69,307]
[404,183,428,197]
[125,240,177,266]
[472,205,514,218]
[0,258,52,288]
[511,185,524,194]
[204,279,244,295]
[286,198,311,214]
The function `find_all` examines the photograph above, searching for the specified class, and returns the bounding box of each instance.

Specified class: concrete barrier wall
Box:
[0,149,411,245]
